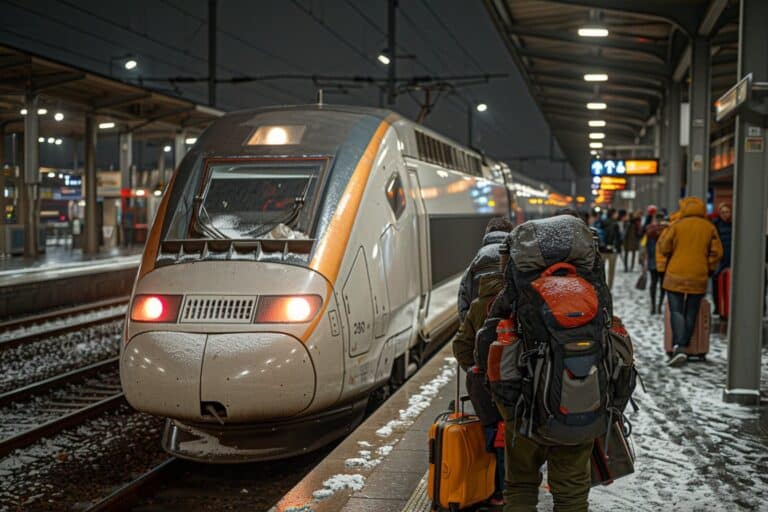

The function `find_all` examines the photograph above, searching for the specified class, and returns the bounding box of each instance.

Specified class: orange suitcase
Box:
[427,368,495,511]
[664,297,710,360]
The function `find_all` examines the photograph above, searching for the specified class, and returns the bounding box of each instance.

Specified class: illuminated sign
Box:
[590,159,659,176]
[715,73,752,122]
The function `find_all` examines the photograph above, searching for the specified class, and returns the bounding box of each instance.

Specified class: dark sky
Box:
[0,0,576,191]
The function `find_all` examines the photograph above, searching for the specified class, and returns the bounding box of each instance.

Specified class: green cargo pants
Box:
[503,423,592,512]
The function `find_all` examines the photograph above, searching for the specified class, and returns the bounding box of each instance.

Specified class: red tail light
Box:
[254,295,322,323]
[131,294,182,322]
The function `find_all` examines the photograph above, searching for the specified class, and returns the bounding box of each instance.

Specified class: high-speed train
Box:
[120,105,571,462]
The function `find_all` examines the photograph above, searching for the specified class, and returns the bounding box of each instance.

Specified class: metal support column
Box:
[84,115,98,254]
[724,0,768,405]
[666,83,683,213]
[23,94,40,257]
[174,132,187,169]
[0,123,5,167]
[119,132,133,190]
[208,0,217,107]
[687,37,712,201]
[386,0,397,105]
[467,104,473,147]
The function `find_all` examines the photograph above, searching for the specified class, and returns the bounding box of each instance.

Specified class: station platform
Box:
[272,270,768,512]
[0,246,140,318]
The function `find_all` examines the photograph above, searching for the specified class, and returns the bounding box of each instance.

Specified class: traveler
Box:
[644,213,667,314]
[484,215,637,512]
[599,208,622,290]
[711,203,732,316]
[451,271,505,507]
[623,209,642,272]
[659,197,724,367]
[457,217,515,322]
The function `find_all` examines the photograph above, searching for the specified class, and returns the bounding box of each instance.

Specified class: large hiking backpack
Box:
[483,215,636,446]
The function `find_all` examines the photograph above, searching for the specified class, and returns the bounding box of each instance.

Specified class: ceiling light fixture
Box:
[54,112,64,122]
[98,122,116,129]
[589,133,606,140]
[589,120,606,127]
[476,103,488,112]
[584,73,608,82]
[578,27,609,37]
[377,53,391,65]
[589,142,604,149]
[587,102,607,110]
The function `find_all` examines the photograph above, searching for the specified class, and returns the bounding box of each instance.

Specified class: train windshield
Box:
[172,160,321,240]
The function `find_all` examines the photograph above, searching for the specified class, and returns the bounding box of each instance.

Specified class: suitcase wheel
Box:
[665,352,673,358]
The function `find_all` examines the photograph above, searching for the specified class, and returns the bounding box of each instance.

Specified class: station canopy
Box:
[484,0,739,175]
[0,44,223,141]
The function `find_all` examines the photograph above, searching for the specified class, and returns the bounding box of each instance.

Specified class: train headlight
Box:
[255,295,322,323]
[131,294,182,323]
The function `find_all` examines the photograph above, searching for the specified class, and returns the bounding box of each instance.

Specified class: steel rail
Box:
[85,457,180,512]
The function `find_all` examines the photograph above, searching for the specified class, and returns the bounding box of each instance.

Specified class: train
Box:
[120,105,572,462]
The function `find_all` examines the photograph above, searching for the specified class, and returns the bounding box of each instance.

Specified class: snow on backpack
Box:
[484,215,637,446]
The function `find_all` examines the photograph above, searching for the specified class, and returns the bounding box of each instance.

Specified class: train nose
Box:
[121,331,316,422]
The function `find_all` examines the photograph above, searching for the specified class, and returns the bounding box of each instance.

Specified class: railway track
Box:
[0,359,124,458]
[85,457,180,512]
[0,297,129,351]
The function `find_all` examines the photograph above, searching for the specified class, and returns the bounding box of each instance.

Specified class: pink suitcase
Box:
[663,298,710,360]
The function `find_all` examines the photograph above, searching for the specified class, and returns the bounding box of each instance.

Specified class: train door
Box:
[407,168,431,326]
[342,246,374,357]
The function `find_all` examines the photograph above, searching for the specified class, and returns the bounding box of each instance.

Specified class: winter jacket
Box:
[457,231,508,322]
[599,217,622,254]
[659,197,724,294]
[645,223,665,271]
[452,273,504,371]
[713,218,732,272]
[623,218,641,252]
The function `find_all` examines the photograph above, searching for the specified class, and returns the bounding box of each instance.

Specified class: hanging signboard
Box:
[590,159,659,177]
[715,73,752,122]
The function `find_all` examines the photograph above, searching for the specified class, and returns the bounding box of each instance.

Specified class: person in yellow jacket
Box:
[658,198,723,366]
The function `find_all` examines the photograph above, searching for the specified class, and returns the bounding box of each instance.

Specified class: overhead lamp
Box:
[578,27,609,37]
[99,122,116,129]
[584,73,608,82]
[589,120,606,127]
[587,102,607,110]
[589,133,606,140]
[163,145,172,153]
[185,137,197,145]
[54,112,64,122]
[377,53,391,65]
[47,137,55,144]
[476,103,488,112]
[38,137,45,143]
[47,172,56,178]
[153,189,163,197]
[124,59,138,70]
[55,138,63,145]
[20,108,28,115]
[590,150,599,156]
[589,142,604,149]
[37,108,48,115]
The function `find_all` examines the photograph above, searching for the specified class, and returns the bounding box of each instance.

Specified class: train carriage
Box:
[120,104,567,462]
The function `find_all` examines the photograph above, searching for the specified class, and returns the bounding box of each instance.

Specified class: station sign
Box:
[590,159,659,177]
[715,73,752,122]
[592,176,627,191]
[619,190,637,199]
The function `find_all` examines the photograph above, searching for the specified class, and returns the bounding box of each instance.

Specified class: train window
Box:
[385,173,406,219]
[188,161,321,239]
[415,132,426,159]
[427,137,438,164]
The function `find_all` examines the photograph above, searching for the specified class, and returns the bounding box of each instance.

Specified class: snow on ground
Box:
[582,269,768,512]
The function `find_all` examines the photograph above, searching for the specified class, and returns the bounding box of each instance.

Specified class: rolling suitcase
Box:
[664,297,711,360]
[427,365,496,511]
[717,268,731,320]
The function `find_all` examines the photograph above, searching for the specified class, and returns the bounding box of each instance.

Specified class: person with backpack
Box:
[622,210,642,272]
[644,213,668,314]
[458,217,516,322]
[658,197,723,367]
[481,215,637,512]
[452,271,506,507]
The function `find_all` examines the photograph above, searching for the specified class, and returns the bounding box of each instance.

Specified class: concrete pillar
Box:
[23,94,40,257]
[84,115,98,254]
[157,146,165,186]
[724,0,768,405]
[119,132,133,190]
[665,83,683,213]
[0,123,5,167]
[174,131,187,169]
[687,37,712,201]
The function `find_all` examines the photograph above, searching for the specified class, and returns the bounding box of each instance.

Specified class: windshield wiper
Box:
[244,198,305,238]
[192,196,228,240]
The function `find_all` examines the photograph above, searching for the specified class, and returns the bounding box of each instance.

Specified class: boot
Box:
[650,296,656,315]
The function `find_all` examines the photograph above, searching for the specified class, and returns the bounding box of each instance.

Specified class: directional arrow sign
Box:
[604,161,616,175]
[591,161,604,175]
